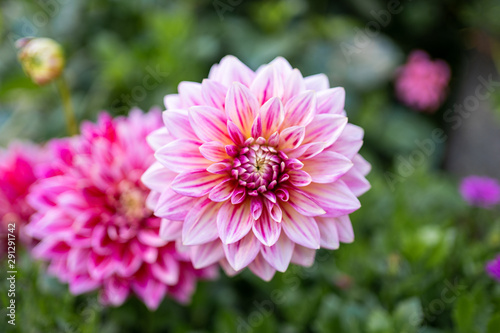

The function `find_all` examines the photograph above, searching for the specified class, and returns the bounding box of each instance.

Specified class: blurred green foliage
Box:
[1,0,500,332]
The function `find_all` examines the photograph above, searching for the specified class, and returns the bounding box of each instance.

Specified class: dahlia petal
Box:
[88,252,116,280]
[220,258,241,276]
[141,161,177,193]
[101,278,130,307]
[252,211,282,247]
[336,215,355,243]
[231,186,247,204]
[264,199,283,222]
[159,219,183,241]
[251,196,263,220]
[155,139,210,173]
[341,167,371,196]
[209,55,255,87]
[261,233,295,271]
[199,141,228,162]
[132,275,167,310]
[225,144,239,157]
[147,127,174,151]
[316,87,346,114]
[224,233,261,271]
[288,169,312,187]
[206,161,231,174]
[151,253,180,285]
[278,126,305,150]
[282,69,306,103]
[209,179,237,202]
[202,79,227,110]
[116,247,142,277]
[304,114,348,147]
[69,274,101,295]
[315,216,340,249]
[189,106,231,144]
[268,131,280,147]
[282,90,316,128]
[132,240,158,264]
[190,240,225,269]
[67,248,88,274]
[32,239,70,259]
[302,151,353,183]
[353,154,372,176]
[249,254,277,281]
[227,121,246,146]
[304,73,329,91]
[251,115,263,138]
[164,94,182,109]
[268,56,293,78]
[287,188,326,216]
[91,224,113,255]
[225,82,259,136]
[183,198,222,245]
[281,203,321,249]
[137,229,168,247]
[290,245,316,267]
[259,97,284,138]
[262,191,277,204]
[301,181,360,217]
[155,188,198,220]
[27,177,73,210]
[178,81,203,107]
[286,142,326,160]
[328,124,364,159]
[250,65,284,105]
[170,170,225,197]
[163,109,198,140]
[217,200,254,244]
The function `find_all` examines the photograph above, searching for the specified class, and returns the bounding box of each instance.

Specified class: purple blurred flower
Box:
[459,176,500,208]
[395,50,451,113]
[486,256,500,282]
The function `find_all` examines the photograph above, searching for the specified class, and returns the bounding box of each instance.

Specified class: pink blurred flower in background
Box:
[27,110,216,310]
[459,175,500,208]
[486,256,500,282]
[395,50,451,113]
[0,142,46,254]
[142,56,371,280]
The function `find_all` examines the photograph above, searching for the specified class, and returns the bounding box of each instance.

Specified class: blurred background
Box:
[1,0,500,332]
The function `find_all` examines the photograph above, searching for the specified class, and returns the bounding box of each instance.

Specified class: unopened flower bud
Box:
[17,37,65,85]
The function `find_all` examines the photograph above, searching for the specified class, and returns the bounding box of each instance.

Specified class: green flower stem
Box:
[56,77,78,135]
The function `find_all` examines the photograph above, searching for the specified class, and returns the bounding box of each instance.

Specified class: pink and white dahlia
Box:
[27,110,216,310]
[142,56,371,280]
[0,142,46,254]
[395,50,451,113]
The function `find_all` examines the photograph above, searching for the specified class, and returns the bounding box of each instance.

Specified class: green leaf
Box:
[366,309,393,333]
[393,297,423,333]
[452,295,476,333]
[487,313,500,333]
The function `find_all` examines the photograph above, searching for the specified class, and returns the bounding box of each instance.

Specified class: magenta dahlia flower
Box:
[0,142,45,254]
[27,110,216,310]
[487,256,500,282]
[142,56,371,280]
[395,50,451,113]
[459,175,500,209]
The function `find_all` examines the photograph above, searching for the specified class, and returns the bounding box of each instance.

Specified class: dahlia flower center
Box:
[232,144,284,195]
[118,188,148,221]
